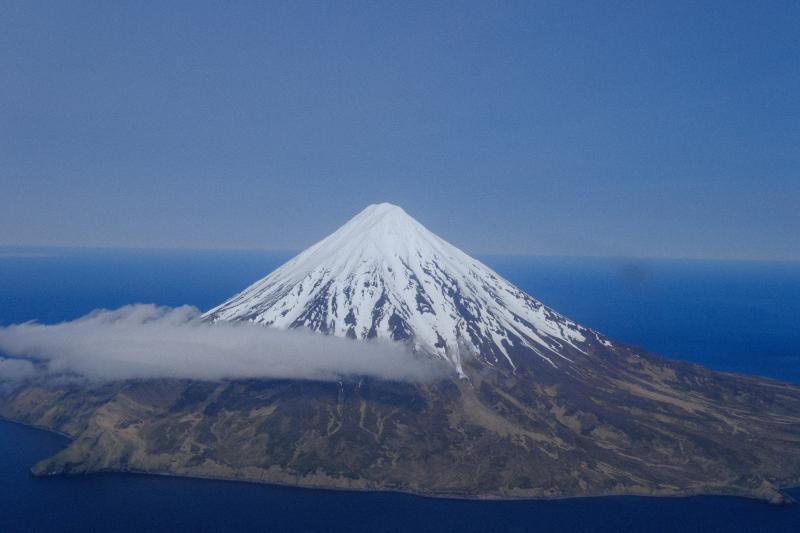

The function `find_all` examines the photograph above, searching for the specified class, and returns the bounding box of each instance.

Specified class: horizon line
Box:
[1,243,798,264]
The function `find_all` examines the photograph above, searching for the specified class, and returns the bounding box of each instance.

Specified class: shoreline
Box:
[3,417,797,506]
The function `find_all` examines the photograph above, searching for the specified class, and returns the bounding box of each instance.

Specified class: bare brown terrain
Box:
[3,338,800,503]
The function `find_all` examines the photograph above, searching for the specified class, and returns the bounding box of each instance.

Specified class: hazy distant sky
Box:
[1,1,798,260]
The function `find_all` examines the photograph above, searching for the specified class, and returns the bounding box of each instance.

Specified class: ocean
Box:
[1,247,799,532]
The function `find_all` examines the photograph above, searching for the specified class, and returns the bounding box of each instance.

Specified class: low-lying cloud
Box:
[0,304,448,384]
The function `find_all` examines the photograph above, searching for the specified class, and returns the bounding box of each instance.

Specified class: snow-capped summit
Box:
[203,203,592,374]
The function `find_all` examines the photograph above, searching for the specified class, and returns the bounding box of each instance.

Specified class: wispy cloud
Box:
[0,304,448,384]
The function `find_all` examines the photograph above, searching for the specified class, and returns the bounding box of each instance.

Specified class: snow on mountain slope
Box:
[202,203,592,375]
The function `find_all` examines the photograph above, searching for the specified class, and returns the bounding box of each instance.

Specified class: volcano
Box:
[3,204,800,503]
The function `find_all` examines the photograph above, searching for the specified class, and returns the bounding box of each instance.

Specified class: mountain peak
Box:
[350,202,415,230]
[203,204,593,375]
[337,202,423,241]
[361,202,407,216]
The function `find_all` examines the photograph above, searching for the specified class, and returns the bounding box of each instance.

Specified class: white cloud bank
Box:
[0,304,448,383]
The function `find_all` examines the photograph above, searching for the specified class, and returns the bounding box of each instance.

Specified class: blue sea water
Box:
[1,247,799,532]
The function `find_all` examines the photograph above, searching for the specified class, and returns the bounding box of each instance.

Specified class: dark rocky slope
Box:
[3,338,800,503]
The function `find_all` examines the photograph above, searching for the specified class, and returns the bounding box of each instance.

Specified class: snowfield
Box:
[203,203,592,375]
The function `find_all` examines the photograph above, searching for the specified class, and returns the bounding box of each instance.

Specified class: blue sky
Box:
[1,1,798,260]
